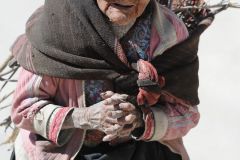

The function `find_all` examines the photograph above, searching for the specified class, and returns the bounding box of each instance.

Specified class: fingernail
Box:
[106,91,114,95]
[103,137,108,142]
[120,94,128,100]
[100,92,106,97]
[103,99,109,105]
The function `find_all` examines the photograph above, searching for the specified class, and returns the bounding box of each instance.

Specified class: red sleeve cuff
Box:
[132,107,155,141]
[48,107,73,144]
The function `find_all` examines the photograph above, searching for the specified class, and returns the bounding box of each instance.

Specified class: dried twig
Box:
[0,54,13,73]
[174,0,240,12]
[1,127,19,145]
[0,116,12,132]
[0,90,14,104]
[0,68,17,77]
[0,67,18,93]
[0,77,17,82]
[0,53,19,145]
[0,104,11,111]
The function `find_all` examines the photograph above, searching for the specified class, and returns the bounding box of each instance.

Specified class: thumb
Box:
[100,91,115,99]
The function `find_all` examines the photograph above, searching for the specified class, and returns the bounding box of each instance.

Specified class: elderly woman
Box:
[10,0,210,159]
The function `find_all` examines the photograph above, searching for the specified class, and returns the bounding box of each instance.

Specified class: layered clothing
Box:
[10,0,209,159]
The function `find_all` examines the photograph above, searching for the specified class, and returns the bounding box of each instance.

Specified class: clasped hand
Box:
[99,91,143,141]
[72,91,143,141]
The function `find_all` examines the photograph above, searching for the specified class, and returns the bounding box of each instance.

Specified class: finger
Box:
[102,123,112,129]
[103,104,126,112]
[117,116,126,125]
[100,91,114,99]
[103,97,123,106]
[119,132,130,137]
[123,124,135,130]
[103,93,129,106]
[108,110,124,119]
[119,130,131,137]
[104,124,122,134]
[103,134,117,142]
[105,116,118,124]
[118,125,135,137]
[117,113,136,125]
[102,119,120,128]
[125,114,136,124]
[111,94,128,102]
[103,104,116,111]
[119,102,135,111]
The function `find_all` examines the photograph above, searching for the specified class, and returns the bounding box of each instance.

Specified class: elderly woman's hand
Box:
[71,93,128,135]
[100,91,144,142]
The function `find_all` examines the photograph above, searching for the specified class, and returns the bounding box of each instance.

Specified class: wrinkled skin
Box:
[72,93,129,134]
[101,91,143,141]
[96,0,150,25]
[71,91,142,141]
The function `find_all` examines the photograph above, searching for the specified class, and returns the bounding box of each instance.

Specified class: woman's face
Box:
[96,0,150,25]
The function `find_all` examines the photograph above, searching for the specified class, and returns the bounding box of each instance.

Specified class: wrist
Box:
[131,107,155,141]
[71,108,91,129]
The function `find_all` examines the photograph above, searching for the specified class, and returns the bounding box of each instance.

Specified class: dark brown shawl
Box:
[11,0,213,105]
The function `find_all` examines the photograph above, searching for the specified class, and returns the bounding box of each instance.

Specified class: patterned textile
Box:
[85,80,109,105]
[121,14,152,62]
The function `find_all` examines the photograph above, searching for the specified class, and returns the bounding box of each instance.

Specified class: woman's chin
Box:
[108,15,133,25]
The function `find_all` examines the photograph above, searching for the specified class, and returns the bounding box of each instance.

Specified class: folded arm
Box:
[11,68,133,145]
[11,68,75,146]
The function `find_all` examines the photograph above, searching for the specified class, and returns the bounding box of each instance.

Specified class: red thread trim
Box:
[141,108,155,140]
[142,112,154,140]
[48,107,72,144]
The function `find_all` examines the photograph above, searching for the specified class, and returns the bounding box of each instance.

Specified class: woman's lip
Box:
[111,2,135,9]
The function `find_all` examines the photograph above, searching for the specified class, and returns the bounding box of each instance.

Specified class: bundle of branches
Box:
[0,54,19,145]
[158,0,240,33]
[0,0,239,145]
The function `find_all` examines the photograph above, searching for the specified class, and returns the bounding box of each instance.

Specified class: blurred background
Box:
[0,0,239,159]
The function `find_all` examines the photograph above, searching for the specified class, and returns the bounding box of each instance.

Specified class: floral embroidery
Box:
[121,14,152,62]
[85,80,107,106]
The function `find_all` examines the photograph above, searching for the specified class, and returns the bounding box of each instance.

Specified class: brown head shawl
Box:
[12,0,213,106]
[16,0,144,79]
